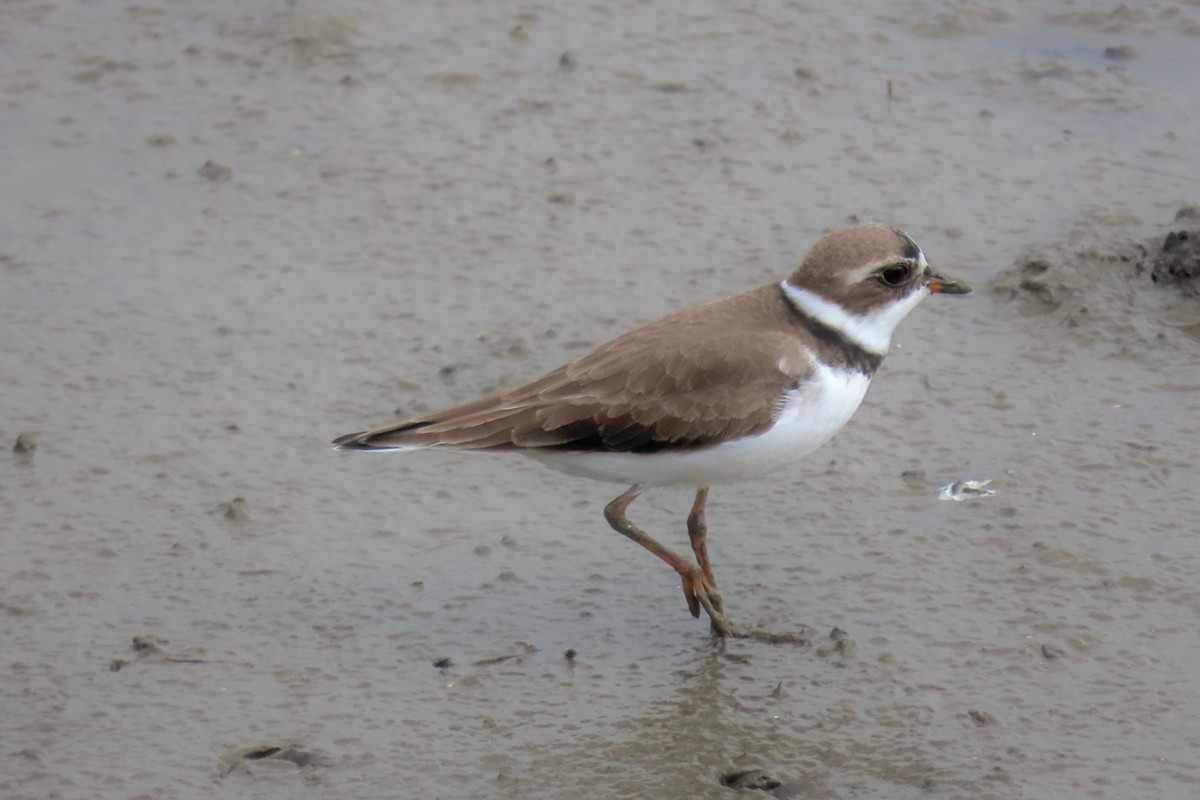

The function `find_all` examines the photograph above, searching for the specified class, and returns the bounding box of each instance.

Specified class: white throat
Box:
[780,281,928,356]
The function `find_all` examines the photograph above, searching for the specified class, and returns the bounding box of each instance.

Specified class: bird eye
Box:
[878,262,912,287]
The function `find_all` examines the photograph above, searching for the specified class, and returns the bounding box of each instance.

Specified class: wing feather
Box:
[334,286,815,453]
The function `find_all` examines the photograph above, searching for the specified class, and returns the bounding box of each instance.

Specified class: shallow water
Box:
[2,1,1199,798]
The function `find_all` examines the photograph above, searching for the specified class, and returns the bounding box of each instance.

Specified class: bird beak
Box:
[925,270,971,295]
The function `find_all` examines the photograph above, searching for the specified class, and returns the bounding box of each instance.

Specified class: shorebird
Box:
[334,224,969,636]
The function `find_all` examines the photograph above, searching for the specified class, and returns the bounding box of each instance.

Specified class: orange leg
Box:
[686,488,725,620]
[604,486,734,637]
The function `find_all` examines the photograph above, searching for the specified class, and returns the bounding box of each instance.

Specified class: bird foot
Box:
[679,570,735,637]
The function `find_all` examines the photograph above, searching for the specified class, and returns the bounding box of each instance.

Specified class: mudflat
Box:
[2,2,1198,798]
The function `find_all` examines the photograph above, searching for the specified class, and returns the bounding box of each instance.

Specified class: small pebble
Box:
[1041,643,1065,660]
[198,160,233,182]
[221,496,249,521]
[968,708,996,726]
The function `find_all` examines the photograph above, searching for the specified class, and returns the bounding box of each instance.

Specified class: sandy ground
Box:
[3,1,1200,798]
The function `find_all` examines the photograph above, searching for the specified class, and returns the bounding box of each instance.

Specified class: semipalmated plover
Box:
[334,224,969,637]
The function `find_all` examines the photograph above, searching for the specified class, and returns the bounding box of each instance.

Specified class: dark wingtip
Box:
[332,431,372,450]
[333,420,435,450]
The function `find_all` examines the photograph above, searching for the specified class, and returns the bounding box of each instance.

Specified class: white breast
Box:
[526,364,872,488]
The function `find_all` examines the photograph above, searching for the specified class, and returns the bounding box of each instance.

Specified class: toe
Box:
[680,575,702,618]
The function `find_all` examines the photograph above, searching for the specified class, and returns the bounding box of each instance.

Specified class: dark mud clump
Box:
[719,768,816,798]
[109,634,207,671]
[219,496,250,521]
[219,743,330,777]
[1151,227,1200,296]
[12,432,37,454]
[991,208,1200,346]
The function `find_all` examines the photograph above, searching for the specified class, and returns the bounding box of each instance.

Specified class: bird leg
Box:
[603,486,734,637]
[686,488,726,624]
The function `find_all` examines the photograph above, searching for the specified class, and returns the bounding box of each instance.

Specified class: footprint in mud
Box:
[219,744,329,778]
[108,634,206,672]
[719,768,817,798]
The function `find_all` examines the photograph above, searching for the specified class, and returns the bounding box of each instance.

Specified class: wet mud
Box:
[3,1,1200,799]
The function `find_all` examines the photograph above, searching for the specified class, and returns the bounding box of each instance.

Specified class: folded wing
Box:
[334,290,814,454]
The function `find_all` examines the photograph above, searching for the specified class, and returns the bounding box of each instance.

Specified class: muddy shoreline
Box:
[3,2,1200,798]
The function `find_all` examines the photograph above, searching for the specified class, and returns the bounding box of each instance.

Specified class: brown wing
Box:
[334,287,814,453]
[333,335,806,453]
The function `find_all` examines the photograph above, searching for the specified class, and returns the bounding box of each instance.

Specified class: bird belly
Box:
[526,365,871,487]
